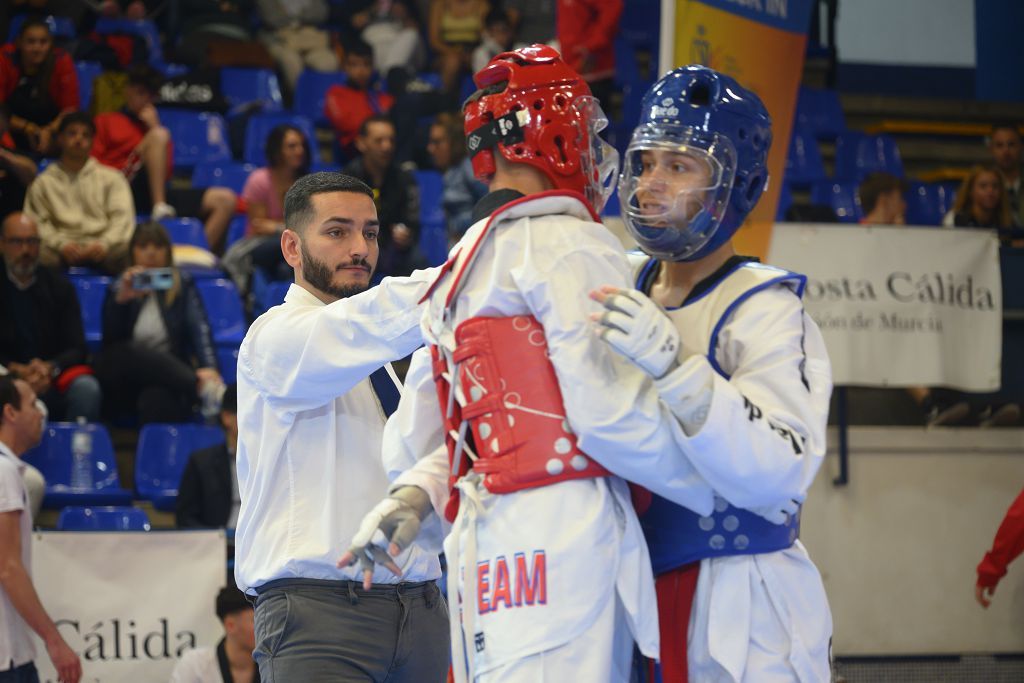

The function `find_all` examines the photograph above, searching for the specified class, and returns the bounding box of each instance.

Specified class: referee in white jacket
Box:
[233,172,448,682]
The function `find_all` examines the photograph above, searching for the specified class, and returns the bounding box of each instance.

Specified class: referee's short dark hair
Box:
[215,586,251,621]
[283,172,375,234]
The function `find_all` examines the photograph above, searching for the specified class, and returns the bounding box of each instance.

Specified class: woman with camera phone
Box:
[95,222,226,425]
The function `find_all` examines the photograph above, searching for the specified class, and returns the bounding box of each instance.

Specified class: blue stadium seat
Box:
[776,181,794,221]
[157,108,231,171]
[160,217,209,250]
[618,0,660,52]
[135,423,225,511]
[217,346,239,385]
[834,132,904,182]
[244,113,319,166]
[221,67,283,111]
[8,14,76,42]
[784,128,826,187]
[57,506,151,531]
[195,278,247,345]
[93,17,185,76]
[75,61,103,111]
[70,275,111,352]
[414,170,448,266]
[22,423,133,508]
[294,70,347,126]
[226,215,248,249]
[795,87,847,141]
[191,161,257,194]
[257,280,291,312]
[811,181,862,223]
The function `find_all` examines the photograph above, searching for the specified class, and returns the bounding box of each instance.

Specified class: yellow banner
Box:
[673,0,811,258]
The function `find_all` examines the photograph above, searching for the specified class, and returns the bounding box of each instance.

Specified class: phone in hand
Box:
[131,268,175,291]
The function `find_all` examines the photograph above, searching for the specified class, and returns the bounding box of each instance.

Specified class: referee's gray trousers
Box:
[253,578,450,682]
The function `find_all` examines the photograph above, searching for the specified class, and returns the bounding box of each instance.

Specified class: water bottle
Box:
[70,417,93,490]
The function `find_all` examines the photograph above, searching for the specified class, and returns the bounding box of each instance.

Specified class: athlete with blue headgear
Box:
[592,65,835,682]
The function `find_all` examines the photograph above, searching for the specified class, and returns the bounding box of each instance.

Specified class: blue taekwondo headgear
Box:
[619,65,772,262]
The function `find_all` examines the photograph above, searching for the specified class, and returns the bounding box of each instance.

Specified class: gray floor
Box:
[835,655,1024,682]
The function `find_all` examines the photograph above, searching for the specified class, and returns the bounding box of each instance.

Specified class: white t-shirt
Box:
[168,646,221,683]
[0,441,35,671]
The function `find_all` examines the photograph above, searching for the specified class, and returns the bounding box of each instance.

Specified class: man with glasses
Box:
[0,212,101,424]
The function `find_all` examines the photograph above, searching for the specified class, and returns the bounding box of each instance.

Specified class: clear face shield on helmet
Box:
[574,96,620,214]
[619,124,738,261]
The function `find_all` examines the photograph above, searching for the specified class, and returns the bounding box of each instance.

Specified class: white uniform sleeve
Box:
[654,286,832,508]
[240,269,435,414]
[516,220,715,516]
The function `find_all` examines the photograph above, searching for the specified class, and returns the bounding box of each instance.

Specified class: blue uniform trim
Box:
[706,271,807,380]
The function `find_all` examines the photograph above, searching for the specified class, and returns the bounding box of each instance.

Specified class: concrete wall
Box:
[803,427,1024,655]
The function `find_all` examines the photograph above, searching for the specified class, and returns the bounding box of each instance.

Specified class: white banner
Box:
[768,223,1002,391]
[30,530,226,683]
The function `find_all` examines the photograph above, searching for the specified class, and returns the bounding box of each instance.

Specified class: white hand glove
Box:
[748,497,802,525]
[337,486,432,588]
[594,288,681,378]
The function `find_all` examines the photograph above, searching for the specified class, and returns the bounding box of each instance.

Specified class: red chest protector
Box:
[431,315,610,522]
[423,192,611,523]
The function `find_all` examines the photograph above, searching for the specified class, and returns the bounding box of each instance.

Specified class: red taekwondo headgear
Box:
[462,44,619,214]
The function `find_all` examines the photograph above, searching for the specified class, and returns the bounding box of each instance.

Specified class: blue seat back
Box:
[414,170,448,266]
[57,505,151,531]
[217,346,239,385]
[8,14,76,42]
[75,61,103,111]
[195,278,247,344]
[835,132,904,182]
[244,113,319,166]
[294,70,348,126]
[22,422,121,491]
[811,181,862,223]
[135,423,225,500]
[191,161,257,194]
[221,67,283,110]
[776,181,794,221]
[226,215,248,249]
[795,87,847,141]
[157,108,231,170]
[784,128,826,187]
[160,217,209,250]
[70,276,111,351]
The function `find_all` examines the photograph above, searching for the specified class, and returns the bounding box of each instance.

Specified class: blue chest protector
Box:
[632,256,807,575]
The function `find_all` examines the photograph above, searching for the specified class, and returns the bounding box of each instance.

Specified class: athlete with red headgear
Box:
[339,45,718,681]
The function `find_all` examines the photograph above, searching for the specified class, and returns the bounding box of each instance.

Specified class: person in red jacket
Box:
[976,486,1024,607]
[0,16,79,156]
[92,66,238,252]
[556,0,622,108]
[324,38,394,162]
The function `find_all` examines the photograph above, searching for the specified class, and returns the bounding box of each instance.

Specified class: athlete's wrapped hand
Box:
[337,486,432,589]
[590,286,681,379]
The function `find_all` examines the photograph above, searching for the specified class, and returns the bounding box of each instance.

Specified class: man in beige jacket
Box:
[23,111,134,275]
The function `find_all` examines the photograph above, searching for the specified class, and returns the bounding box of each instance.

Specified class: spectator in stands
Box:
[256,0,338,93]
[0,212,102,422]
[176,384,239,529]
[236,124,311,284]
[342,115,424,277]
[0,16,79,156]
[976,485,1024,609]
[502,0,556,46]
[989,123,1023,228]
[173,0,255,67]
[556,0,622,107]
[471,7,520,75]
[0,374,83,683]
[95,221,225,425]
[23,111,134,274]
[0,104,37,222]
[169,585,256,683]
[944,164,1017,239]
[429,0,490,93]
[91,66,239,252]
[324,38,395,162]
[858,172,907,225]
[339,0,426,78]
[426,112,486,241]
